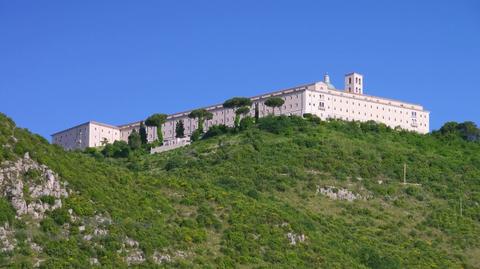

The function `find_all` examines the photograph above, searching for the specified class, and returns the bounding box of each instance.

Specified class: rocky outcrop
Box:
[316,185,363,201]
[0,153,68,220]
[0,223,16,252]
[120,237,145,265]
[152,249,190,265]
[286,232,306,246]
[80,213,112,241]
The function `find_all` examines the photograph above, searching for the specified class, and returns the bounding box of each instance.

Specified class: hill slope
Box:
[0,113,479,268]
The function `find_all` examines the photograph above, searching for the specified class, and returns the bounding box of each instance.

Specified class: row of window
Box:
[311,89,420,111]
[309,97,425,118]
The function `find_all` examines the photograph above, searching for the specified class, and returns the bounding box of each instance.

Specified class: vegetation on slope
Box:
[0,112,479,268]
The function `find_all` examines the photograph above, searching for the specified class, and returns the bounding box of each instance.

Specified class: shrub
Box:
[51,208,70,225]
[191,129,203,142]
[204,125,231,139]
[0,198,15,224]
[257,115,305,134]
[40,217,58,233]
[239,117,255,131]
[164,156,185,171]
[128,129,142,150]
[102,141,130,158]
[40,195,56,205]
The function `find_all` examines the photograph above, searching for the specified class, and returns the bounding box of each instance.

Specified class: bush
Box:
[164,156,185,171]
[191,129,203,142]
[204,125,231,139]
[0,198,15,224]
[40,217,58,233]
[40,195,56,205]
[102,141,130,158]
[239,117,255,131]
[83,147,103,158]
[257,115,306,134]
[51,208,70,225]
[303,113,321,124]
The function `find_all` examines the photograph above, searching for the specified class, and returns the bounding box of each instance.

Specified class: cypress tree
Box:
[139,122,148,144]
[176,120,185,138]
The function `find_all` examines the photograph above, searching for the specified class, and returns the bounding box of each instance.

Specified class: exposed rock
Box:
[316,185,362,201]
[80,213,112,241]
[83,234,93,241]
[175,250,189,259]
[94,214,112,225]
[125,249,145,265]
[93,228,108,237]
[68,208,79,222]
[286,232,306,245]
[0,223,16,252]
[125,237,139,248]
[0,153,68,220]
[89,257,99,266]
[152,249,190,265]
[120,237,146,265]
[152,251,172,264]
[33,258,44,268]
[30,241,42,253]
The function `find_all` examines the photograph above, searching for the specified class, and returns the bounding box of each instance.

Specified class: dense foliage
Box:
[0,112,479,268]
[188,109,213,138]
[145,113,167,144]
[264,97,285,115]
[223,97,252,129]
[175,120,185,138]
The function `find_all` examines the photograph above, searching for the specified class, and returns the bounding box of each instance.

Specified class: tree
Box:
[239,116,255,131]
[175,120,185,138]
[188,109,213,134]
[101,141,130,158]
[100,138,109,147]
[145,113,167,144]
[254,103,259,122]
[128,129,142,150]
[223,97,252,128]
[234,106,251,129]
[439,121,480,142]
[139,122,148,144]
[439,122,459,135]
[264,97,285,115]
[457,121,480,141]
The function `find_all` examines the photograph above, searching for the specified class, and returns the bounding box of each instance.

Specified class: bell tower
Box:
[345,72,363,94]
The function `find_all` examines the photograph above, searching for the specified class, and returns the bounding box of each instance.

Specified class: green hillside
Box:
[0,112,479,268]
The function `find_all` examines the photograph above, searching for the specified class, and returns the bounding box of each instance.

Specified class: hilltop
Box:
[0,112,479,268]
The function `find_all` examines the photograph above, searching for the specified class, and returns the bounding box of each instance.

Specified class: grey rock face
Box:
[0,153,68,220]
[0,223,16,253]
[286,232,306,246]
[316,185,362,202]
[121,237,145,265]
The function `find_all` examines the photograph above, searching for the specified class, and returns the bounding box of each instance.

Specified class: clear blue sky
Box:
[1,1,479,139]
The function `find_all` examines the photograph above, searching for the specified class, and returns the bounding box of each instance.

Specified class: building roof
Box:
[51,121,119,136]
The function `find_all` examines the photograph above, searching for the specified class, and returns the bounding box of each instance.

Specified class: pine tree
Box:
[145,113,167,144]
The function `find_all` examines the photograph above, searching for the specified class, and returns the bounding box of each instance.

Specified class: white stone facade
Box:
[52,72,430,150]
[51,121,155,150]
